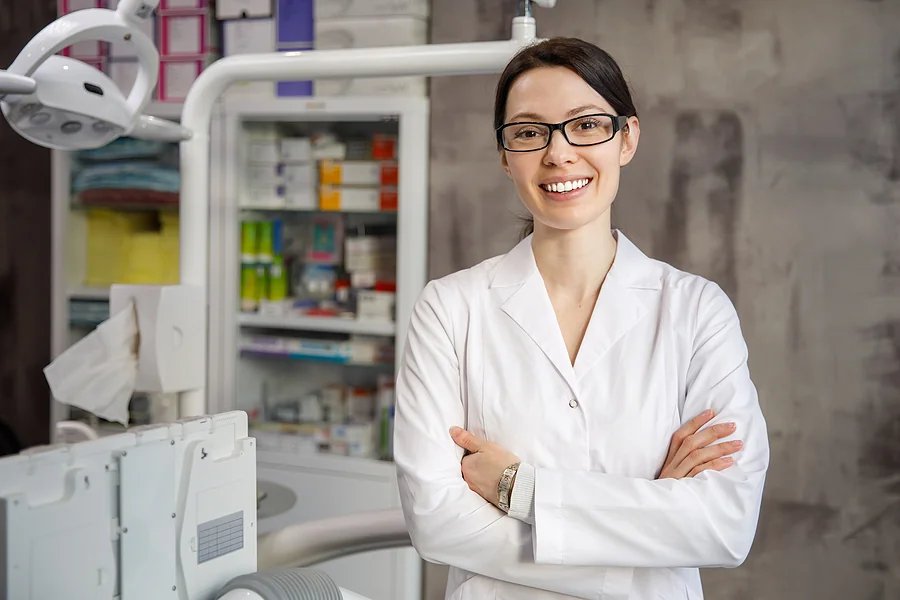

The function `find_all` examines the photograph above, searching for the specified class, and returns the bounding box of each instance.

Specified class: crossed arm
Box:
[393,281,769,597]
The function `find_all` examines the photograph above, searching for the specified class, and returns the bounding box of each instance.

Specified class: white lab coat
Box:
[393,230,769,600]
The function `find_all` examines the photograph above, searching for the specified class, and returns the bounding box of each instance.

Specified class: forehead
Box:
[505,66,614,122]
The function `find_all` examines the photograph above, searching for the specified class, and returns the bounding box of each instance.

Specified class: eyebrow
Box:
[508,104,610,123]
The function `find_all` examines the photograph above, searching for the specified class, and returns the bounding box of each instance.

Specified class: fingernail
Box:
[722,456,734,464]
[704,409,714,417]
[731,440,743,448]
[726,422,736,430]
[449,426,460,435]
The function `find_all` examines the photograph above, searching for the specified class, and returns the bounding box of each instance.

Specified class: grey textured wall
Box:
[426,1,900,598]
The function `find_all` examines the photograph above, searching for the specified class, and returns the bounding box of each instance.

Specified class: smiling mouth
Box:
[539,178,592,194]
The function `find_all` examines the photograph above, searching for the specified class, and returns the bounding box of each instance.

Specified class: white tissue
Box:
[44,302,139,425]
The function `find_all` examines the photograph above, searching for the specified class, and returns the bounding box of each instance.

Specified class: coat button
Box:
[569,398,578,408]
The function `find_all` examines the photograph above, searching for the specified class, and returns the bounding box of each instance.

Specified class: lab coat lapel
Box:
[491,236,579,392]
[573,231,661,381]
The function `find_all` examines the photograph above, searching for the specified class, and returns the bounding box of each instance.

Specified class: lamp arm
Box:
[6,8,158,126]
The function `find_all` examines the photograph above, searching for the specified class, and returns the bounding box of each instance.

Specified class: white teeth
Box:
[542,179,589,193]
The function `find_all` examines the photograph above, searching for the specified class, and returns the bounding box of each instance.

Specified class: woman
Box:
[394,37,769,600]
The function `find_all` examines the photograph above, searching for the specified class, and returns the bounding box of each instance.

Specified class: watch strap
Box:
[497,461,521,512]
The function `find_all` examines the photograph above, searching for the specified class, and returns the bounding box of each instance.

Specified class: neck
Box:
[531,214,617,301]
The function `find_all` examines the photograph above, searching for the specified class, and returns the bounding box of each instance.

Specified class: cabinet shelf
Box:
[238,313,395,336]
[67,286,111,300]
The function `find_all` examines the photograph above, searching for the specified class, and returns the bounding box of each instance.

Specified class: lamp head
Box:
[0,2,191,150]
[2,56,131,150]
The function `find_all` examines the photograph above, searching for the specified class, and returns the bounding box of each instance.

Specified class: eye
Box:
[513,126,544,139]
[574,118,600,130]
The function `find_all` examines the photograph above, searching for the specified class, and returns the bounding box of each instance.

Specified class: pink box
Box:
[159,12,219,57]
[157,55,215,101]
[159,0,210,10]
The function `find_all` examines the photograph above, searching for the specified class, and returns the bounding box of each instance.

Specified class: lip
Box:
[537,176,594,201]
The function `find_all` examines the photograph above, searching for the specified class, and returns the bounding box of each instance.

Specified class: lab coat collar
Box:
[491,230,662,392]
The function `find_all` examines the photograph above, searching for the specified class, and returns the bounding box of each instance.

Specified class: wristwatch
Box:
[497,462,521,513]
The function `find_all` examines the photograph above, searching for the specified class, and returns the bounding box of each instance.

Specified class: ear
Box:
[500,148,512,179]
[619,116,640,167]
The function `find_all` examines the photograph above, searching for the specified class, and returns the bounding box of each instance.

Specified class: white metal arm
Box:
[257,509,411,570]
[176,16,542,417]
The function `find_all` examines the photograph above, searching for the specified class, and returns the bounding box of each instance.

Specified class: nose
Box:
[542,128,578,166]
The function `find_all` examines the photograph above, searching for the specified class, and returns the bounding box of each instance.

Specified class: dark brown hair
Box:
[493,37,638,237]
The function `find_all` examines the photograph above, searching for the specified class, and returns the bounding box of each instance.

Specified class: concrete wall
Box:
[425,1,900,598]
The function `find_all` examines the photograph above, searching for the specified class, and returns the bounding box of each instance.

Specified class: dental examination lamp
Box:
[0,0,190,149]
[1,0,557,599]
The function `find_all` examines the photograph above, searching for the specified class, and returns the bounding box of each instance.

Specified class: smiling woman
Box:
[393,37,769,600]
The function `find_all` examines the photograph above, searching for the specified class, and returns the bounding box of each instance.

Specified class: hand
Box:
[658,409,743,479]
[450,426,520,508]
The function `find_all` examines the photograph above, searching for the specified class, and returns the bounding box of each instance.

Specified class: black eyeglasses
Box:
[496,113,629,152]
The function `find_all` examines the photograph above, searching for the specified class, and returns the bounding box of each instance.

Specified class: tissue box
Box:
[110,284,205,393]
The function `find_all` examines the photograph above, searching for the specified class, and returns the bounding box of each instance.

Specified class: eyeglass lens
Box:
[501,114,616,151]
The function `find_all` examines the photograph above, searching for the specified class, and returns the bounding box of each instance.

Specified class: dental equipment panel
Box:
[0,411,257,600]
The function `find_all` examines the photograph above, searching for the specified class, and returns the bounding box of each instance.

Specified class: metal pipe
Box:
[177,16,540,417]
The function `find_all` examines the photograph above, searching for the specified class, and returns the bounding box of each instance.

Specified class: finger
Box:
[687,456,734,478]
[450,426,483,453]
[675,440,743,478]
[665,409,715,466]
[669,421,737,470]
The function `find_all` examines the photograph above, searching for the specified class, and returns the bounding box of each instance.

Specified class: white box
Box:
[280,163,316,184]
[315,16,427,50]
[159,13,219,57]
[247,140,281,163]
[217,0,272,19]
[109,284,205,393]
[357,291,395,322]
[280,137,312,162]
[284,186,316,210]
[224,18,275,55]
[315,0,428,19]
[242,186,286,209]
[314,76,427,97]
[247,163,283,187]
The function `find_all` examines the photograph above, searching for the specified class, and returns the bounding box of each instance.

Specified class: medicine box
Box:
[281,137,312,162]
[314,0,429,19]
[319,186,398,212]
[159,12,219,57]
[276,0,314,48]
[217,0,273,19]
[224,18,275,56]
[280,163,316,185]
[319,161,398,187]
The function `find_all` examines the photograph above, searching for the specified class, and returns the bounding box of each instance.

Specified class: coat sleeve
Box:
[393,281,609,598]
[530,281,770,569]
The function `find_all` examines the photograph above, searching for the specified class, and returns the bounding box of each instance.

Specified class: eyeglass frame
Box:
[495,113,630,153]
